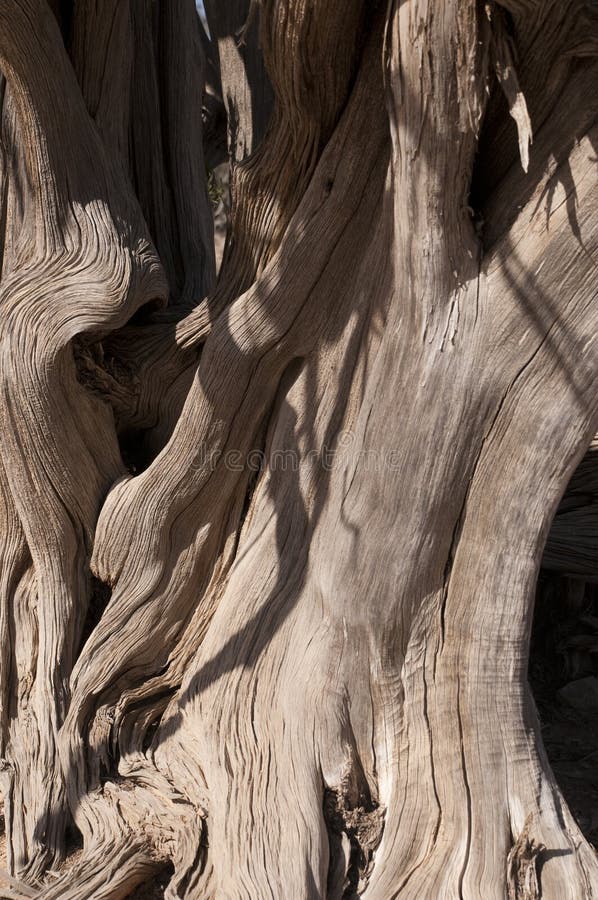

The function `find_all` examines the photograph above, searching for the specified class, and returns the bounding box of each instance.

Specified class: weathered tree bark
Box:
[0,0,597,898]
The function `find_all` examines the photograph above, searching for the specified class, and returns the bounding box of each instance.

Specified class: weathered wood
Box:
[0,1,596,897]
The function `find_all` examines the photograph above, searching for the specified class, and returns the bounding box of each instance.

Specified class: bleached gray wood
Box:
[0,1,596,897]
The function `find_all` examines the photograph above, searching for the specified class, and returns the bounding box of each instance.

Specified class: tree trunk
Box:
[0,0,597,897]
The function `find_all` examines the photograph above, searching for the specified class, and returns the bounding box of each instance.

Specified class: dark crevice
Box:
[65,820,83,855]
[118,427,155,475]
[324,773,385,898]
[79,575,112,656]
[72,299,172,476]
[529,572,598,850]
[49,0,74,52]
[127,862,175,900]
[455,672,473,900]
[530,427,598,857]
[72,334,141,425]
[127,297,166,326]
